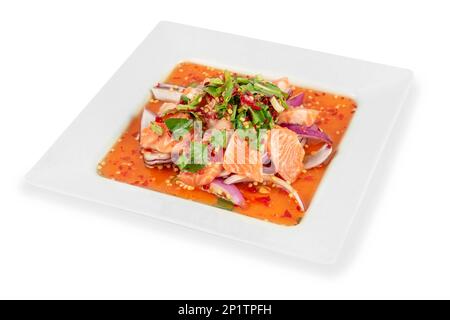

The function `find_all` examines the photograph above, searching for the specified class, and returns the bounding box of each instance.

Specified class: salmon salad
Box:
[98,62,357,225]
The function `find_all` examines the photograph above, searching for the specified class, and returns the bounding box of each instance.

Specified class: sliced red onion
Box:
[143,151,172,166]
[286,92,304,107]
[267,176,305,211]
[143,151,171,161]
[280,124,332,145]
[263,163,277,175]
[159,102,177,116]
[304,144,333,170]
[224,174,305,211]
[209,178,245,207]
[224,175,252,185]
[141,109,156,132]
[299,137,307,146]
[156,83,185,90]
[262,152,270,165]
[151,83,185,102]
[286,88,293,98]
[270,96,284,113]
[145,159,172,166]
[218,170,231,178]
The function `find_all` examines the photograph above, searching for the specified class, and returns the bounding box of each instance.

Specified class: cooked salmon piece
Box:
[178,163,223,187]
[140,113,191,154]
[277,108,319,126]
[140,124,179,154]
[223,131,264,183]
[268,127,305,183]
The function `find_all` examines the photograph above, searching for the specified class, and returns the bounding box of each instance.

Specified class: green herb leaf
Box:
[216,198,235,211]
[249,108,265,125]
[180,95,190,104]
[164,118,193,140]
[177,104,197,111]
[230,104,237,121]
[176,141,208,173]
[190,94,204,106]
[150,123,163,136]
[208,78,224,86]
[181,164,206,173]
[204,86,223,98]
[236,77,250,85]
[176,154,206,173]
[223,70,235,104]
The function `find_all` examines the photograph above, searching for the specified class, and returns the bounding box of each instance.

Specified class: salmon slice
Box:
[223,131,264,183]
[140,113,191,154]
[277,108,319,126]
[268,127,305,183]
[140,124,179,154]
[178,163,223,187]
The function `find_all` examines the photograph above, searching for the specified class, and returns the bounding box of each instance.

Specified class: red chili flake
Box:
[240,94,260,110]
[155,116,163,123]
[282,210,292,218]
[303,175,314,181]
[255,196,271,207]
[296,205,301,211]
[247,185,258,193]
[202,184,210,190]
[338,113,344,120]
[142,180,149,187]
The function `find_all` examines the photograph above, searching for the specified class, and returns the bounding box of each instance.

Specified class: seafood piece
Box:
[178,163,223,187]
[268,127,305,183]
[140,123,180,154]
[140,112,192,153]
[207,118,233,130]
[223,131,264,183]
[277,108,320,127]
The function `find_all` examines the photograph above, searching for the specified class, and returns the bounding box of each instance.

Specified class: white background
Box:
[1,0,449,300]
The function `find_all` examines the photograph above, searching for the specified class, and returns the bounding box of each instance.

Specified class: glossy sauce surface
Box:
[98,62,357,226]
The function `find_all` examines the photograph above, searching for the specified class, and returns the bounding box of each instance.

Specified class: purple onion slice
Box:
[209,178,245,207]
[304,144,333,170]
[286,92,304,107]
[280,123,332,145]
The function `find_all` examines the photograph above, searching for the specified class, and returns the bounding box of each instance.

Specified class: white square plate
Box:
[26,21,412,264]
